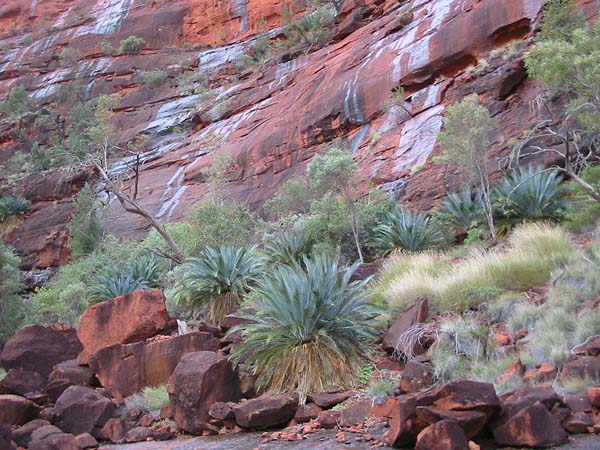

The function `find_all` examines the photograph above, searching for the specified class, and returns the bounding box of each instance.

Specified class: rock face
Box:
[0,325,82,378]
[1,0,590,268]
[88,331,220,399]
[77,289,176,364]
[168,351,241,434]
[53,386,116,437]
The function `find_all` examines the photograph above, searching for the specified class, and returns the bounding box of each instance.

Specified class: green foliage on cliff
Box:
[437,94,497,239]
[69,184,102,259]
[119,36,145,55]
[0,242,27,343]
[0,86,32,119]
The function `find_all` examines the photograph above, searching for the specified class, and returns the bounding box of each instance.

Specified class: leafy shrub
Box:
[230,254,379,404]
[263,230,312,266]
[281,4,337,53]
[187,202,263,250]
[124,385,170,412]
[235,34,273,73]
[88,275,150,302]
[69,185,102,259]
[563,164,600,230]
[493,166,566,224]
[30,236,140,324]
[0,86,31,119]
[135,70,168,88]
[371,207,441,255]
[119,36,145,55]
[0,196,30,222]
[172,246,264,326]
[442,190,482,229]
[0,242,27,342]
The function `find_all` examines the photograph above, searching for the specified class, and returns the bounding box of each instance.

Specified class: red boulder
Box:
[168,351,241,434]
[77,289,176,364]
[415,419,470,450]
[0,325,81,378]
[233,394,298,430]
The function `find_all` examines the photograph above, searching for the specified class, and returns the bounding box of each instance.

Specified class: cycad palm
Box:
[172,245,263,326]
[493,166,566,222]
[442,189,483,229]
[372,207,440,255]
[263,230,312,266]
[230,254,379,404]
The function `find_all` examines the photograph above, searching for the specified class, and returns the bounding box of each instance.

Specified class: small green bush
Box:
[0,196,30,222]
[135,70,168,88]
[430,316,495,383]
[263,229,313,266]
[88,254,160,302]
[563,164,600,231]
[0,242,27,342]
[0,86,32,119]
[187,201,263,250]
[69,185,102,259]
[119,36,145,55]
[365,374,399,405]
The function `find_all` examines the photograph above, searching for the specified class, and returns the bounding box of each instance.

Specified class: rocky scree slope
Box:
[1,0,599,270]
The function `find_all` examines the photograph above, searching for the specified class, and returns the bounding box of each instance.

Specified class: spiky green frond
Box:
[230,254,379,403]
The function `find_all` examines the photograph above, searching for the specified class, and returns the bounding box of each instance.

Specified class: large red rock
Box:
[400,360,434,393]
[492,401,568,448]
[233,394,298,430]
[383,298,429,354]
[338,398,373,427]
[0,394,37,426]
[433,380,501,419]
[385,390,439,447]
[0,424,15,450]
[0,369,46,396]
[77,289,176,364]
[88,332,219,399]
[560,357,600,381]
[0,325,82,378]
[53,386,116,437]
[168,351,241,434]
[415,419,470,450]
[48,360,95,386]
[308,390,357,408]
[28,431,81,450]
[416,406,488,439]
[11,419,51,448]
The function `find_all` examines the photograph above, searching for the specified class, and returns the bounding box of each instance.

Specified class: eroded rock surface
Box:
[2,0,593,268]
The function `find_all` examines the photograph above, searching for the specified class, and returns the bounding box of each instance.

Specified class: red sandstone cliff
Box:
[0,0,597,269]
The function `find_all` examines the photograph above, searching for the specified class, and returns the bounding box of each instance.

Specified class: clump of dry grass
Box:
[381,223,574,316]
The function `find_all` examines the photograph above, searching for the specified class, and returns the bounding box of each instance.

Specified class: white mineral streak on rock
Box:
[393,104,444,174]
[75,0,133,36]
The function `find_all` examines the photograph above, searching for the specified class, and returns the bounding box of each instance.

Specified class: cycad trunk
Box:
[208,291,241,326]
